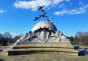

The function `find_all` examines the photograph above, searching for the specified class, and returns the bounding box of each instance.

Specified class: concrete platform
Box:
[0,54,88,61]
[12,42,79,49]
[2,42,85,56]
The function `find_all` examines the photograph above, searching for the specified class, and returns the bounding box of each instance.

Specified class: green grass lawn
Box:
[80,45,88,48]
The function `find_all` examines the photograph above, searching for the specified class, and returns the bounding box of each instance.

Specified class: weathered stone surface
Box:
[2,21,86,56]
[12,21,71,45]
[1,54,88,61]
[2,42,85,56]
[32,21,57,32]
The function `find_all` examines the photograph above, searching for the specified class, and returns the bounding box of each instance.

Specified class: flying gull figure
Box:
[40,10,45,12]
[33,17,39,21]
[39,11,47,18]
[39,6,45,13]
[33,5,54,22]
[39,5,44,11]
[51,21,56,23]
[45,16,54,21]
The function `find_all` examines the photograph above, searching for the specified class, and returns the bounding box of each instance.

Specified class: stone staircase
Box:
[3,42,85,56]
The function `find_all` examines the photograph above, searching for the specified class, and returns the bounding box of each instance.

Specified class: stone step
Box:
[3,48,85,56]
[2,46,85,56]
[9,48,79,52]
[3,51,79,56]
[12,43,79,49]
[2,42,84,56]
[3,49,85,56]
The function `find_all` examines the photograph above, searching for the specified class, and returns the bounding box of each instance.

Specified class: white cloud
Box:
[14,0,51,11]
[59,3,64,8]
[54,5,88,15]
[79,2,82,5]
[53,0,70,4]
[0,9,6,13]
[0,10,4,13]
[14,0,70,11]
[54,9,85,15]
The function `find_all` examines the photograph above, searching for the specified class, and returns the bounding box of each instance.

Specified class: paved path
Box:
[0,46,88,61]
[0,54,88,61]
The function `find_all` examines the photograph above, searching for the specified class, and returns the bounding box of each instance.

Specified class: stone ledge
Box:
[3,51,80,56]
[12,42,78,49]
[8,48,79,52]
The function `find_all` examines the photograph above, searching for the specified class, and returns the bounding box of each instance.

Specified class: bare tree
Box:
[75,31,88,45]
[13,35,22,42]
[0,33,3,44]
[75,31,84,39]
[3,32,12,39]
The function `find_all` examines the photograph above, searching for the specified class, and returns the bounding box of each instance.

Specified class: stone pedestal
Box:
[3,42,85,56]
[2,21,86,56]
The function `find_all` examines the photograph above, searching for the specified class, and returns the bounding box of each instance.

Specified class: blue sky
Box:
[0,0,88,37]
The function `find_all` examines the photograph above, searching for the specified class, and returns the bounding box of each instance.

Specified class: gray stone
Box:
[2,21,85,56]
[13,21,71,45]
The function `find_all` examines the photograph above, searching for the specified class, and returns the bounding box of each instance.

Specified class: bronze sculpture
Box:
[33,6,54,22]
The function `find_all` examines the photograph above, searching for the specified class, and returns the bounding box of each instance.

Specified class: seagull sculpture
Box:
[45,16,54,21]
[33,17,39,21]
[39,11,47,18]
[39,5,44,10]
[51,21,55,23]
[33,5,56,23]
[51,21,58,23]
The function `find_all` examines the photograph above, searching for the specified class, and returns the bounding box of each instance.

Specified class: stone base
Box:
[2,42,85,56]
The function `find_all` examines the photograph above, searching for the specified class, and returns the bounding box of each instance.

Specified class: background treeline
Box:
[0,32,22,46]
[67,31,88,45]
[0,31,88,46]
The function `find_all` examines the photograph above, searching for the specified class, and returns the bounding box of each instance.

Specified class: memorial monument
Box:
[2,6,85,56]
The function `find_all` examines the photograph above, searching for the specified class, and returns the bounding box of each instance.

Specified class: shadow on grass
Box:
[0,59,5,61]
